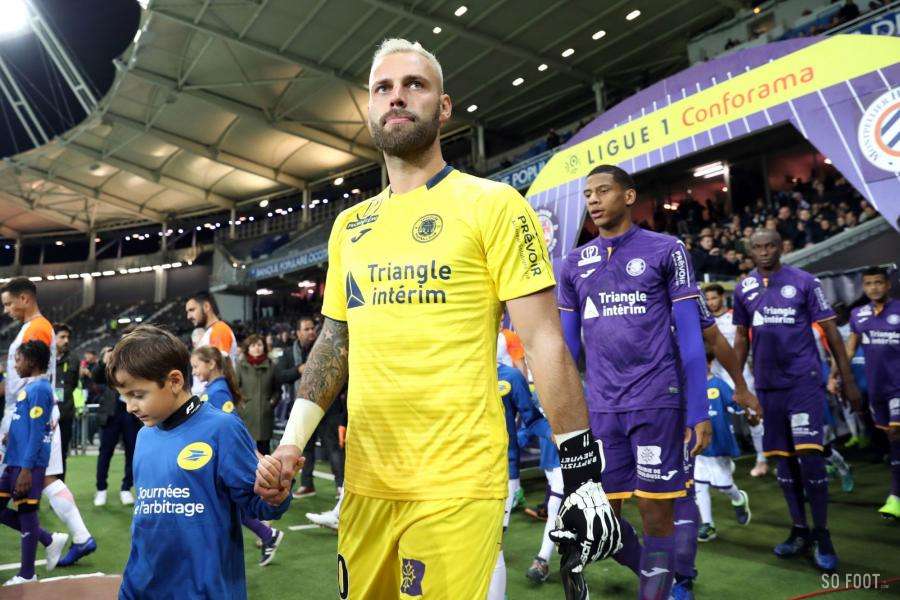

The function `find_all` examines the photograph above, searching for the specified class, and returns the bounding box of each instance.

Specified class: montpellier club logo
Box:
[858,87,900,172]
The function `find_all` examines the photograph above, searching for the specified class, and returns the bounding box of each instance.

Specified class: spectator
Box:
[836,0,861,23]
[54,323,80,476]
[236,334,280,455]
[782,238,795,254]
[776,205,799,243]
[92,346,140,507]
[691,234,726,277]
[860,201,878,222]
[546,128,561,149]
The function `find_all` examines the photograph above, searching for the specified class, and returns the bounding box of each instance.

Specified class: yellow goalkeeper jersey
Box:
[322,166,555,500]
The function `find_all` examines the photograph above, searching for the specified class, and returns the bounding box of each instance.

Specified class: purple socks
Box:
[0,508,52,546]
[891,439,900,497]
[241,514,273,543]
[672,495,699,580]
[776,457,808,527]
[612,515,641,575]
[640,534,675,600]
[798,454,829,529]
[17,511,40,580]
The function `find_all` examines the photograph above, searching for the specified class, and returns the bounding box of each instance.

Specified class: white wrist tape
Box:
[280,398,325,449]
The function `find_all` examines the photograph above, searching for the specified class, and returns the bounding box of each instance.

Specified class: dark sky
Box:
[0,0,140,157]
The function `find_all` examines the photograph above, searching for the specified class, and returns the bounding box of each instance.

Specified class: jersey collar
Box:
[386,164,455,198]
[597,224,639,255]
[159,396,203,431]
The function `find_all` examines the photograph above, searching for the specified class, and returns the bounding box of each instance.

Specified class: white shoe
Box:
[120,490,135,505]
[3,574,37,586]
[94,490,107,506]
[46,532,69,571]
[305,510,339,531]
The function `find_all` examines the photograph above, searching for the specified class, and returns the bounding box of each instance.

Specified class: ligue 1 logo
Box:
[536,208,558,253]
[563,153,581,175]
[858,87,900,172]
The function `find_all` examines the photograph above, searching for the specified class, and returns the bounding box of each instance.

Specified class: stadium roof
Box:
[0,0,734,237]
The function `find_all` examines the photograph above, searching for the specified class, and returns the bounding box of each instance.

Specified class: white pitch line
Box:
[312,470,335,481]
[0,559,47,571]
[288,524,320,531]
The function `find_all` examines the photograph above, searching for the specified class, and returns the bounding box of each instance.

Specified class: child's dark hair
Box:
[192,346,244,408]
[107,325,191,391]
[241,333,268,357]
[17,340,50,373]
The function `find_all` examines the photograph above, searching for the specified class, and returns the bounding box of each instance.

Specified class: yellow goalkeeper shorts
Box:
[337,492,504,599]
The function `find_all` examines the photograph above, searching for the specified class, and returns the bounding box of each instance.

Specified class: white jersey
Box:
[4,316,56,410]
[192,320,238,395]
[497,331,512,368]
[711,310,754,391]
[2,316,57,458]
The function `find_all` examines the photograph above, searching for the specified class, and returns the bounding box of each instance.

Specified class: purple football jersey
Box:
[732,265,835,390]
[558,226,701,413]
[850,298,900,399]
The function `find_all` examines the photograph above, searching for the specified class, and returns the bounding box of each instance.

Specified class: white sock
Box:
[720,484,744,504]
[332,487,344,514]
[43,479,91,544]
[750,423,766,463]
[539,468,564,561]
[695,481,713,526]
[840,403,859,437]
[827,447,850,476]
[487,550,506,600]
[508,478,520,498]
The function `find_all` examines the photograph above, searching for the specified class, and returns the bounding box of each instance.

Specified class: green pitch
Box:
[1,454,896,599]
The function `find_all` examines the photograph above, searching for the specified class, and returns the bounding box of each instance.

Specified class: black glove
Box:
[550,430,622,572]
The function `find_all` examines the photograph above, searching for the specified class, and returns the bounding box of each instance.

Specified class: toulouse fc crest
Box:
[536,208,558,254]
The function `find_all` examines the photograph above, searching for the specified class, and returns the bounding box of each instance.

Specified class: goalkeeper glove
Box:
[549,429,622,572]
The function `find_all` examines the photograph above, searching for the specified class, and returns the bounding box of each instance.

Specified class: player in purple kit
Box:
[845,266,900,520]
[557,165,711,600]
[732,229,860,571]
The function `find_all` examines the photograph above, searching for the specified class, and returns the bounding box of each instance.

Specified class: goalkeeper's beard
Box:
[370,101,441,160]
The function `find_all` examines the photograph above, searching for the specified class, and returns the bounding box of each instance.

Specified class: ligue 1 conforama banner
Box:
[525,34,900,269]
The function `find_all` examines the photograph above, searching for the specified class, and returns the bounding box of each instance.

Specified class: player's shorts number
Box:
[337,553,349,599]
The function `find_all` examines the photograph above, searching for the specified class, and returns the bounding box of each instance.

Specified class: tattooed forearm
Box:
[297,317,349,411]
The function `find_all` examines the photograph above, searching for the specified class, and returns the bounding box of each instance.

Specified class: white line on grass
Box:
[0,559,46,571]
[288,525,320,531]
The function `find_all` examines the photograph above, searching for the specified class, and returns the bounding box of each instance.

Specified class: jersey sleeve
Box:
[22,319,53,346]
[503,330,525,362]
[849,310,860,334]
[731,290,750,327]
[719,381,742,414]
[557,259,578,311]
[208,323,235,355]
[321,215,348,322]
[806,277,836,323]
[477,186,555,301]
[665,240,700,303]
[217,417,290,520]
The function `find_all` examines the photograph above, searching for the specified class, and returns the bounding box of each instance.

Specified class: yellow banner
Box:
[527,35,900,197]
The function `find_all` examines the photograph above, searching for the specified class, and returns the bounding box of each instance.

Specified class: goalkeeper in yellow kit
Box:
[255,38,621,599]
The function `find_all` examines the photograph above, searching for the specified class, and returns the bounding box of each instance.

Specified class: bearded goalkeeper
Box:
[254,38,619,599]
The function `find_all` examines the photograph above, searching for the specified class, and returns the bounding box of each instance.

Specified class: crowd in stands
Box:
[649,172,881,280]
[721,0,890,52]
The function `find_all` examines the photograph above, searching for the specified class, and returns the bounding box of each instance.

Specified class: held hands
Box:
[733,386,763,426]
[842,379,863,413]
[687,420,713,457]
[254,445,304,506]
